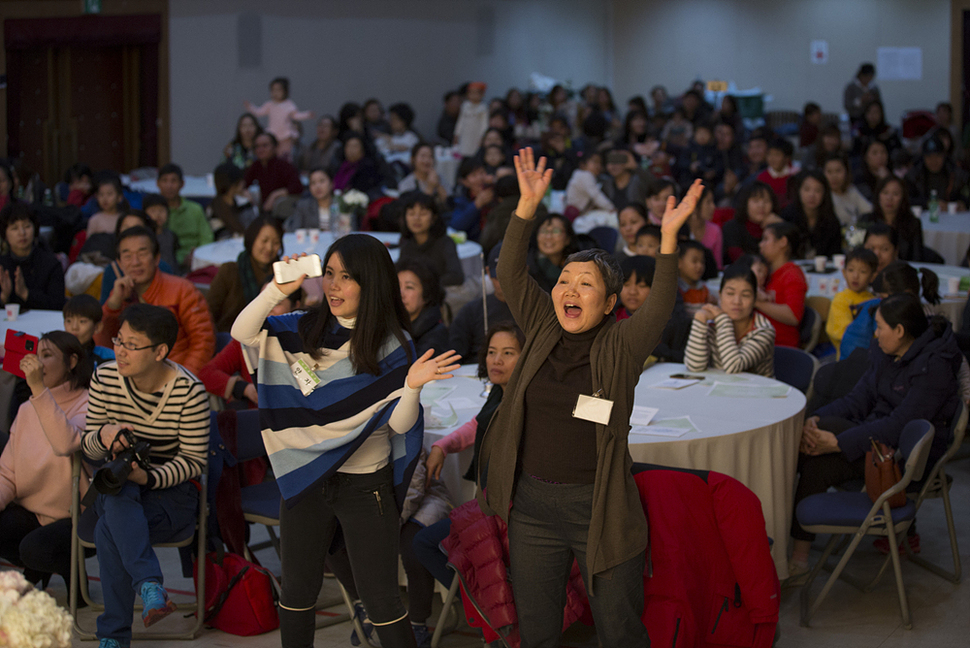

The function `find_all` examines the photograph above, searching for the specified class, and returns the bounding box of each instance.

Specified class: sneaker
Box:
[412,623,432,648]
[140,581,177,627]
[98,639,124,648]
[349,601,376,647]
[782,562,810,589]
[873,534,921,556]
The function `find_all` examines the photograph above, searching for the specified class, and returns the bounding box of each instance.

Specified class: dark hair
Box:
[396,257,444,310]
[141,193,169,214]
[623,109,649,143]
[457,156,484,180]
[858,63,876,77]
[256,131,279,148]
[627,95,648,114]
[768,138,794,159]
[764,221,802,260]
[803,102,822,117]
[788,168,840,248]
[94,174,129,210]
[116,225,160,258]
[297,234,411,375]
[64,162,93,185]
[243,215,283,259]
[863,99,887,127]
[63,294,103,323]
[338,102,363,135]
[719,261,758,293]
[232,113,263,147]
[748,127,771,144]
[363,98,383,117]
[158,163,184,183]
[876,292,929,341]
[646,178,677,200]
[0,203,38,239]
[214,162,244,196]
[399,192,445,241]
[40,330,92,391]
[388,102,415,128]
[561,248,623,297]
[530,212,577,258]
[119,303,179,357]
[476,322,524,380]
[635,223,662,241]
[821,152,852,192]
[620,254,656,286]
[733,181,777,224]
[678,239,707,259]
[864,221,899,249]
[875,260,940,305]
[410,142,434,162]
[845,247,879,273]
[114,210,154,240]
[269,76,289,98]
[621,203,648,222]
[871,176,915,234]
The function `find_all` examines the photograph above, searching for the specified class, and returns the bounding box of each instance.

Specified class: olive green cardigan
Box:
[477,214,678,585]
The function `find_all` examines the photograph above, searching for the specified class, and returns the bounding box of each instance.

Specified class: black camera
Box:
[91,428,153,496]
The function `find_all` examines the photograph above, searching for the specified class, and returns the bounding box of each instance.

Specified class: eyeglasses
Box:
[111,337,159,352]
[538,228,565,236]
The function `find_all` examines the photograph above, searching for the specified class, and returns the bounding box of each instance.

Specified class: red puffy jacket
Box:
[442,500,589,647]
[635,465,780,648]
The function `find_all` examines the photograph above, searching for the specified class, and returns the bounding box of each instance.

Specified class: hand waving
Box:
[513,148,553,221]
[407,349,462,389]
[661,178,704,238]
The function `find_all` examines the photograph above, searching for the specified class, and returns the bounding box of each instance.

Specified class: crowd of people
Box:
[0,62,967,648]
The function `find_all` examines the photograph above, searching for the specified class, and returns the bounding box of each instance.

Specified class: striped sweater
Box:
[232,284,423,504]
[81,361,209,490]
[684,312,776,377]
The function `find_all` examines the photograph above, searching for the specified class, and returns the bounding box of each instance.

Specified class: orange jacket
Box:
[97,270,215,375]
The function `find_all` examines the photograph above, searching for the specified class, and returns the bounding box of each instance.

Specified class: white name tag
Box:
[572,392,614,426]
[291,358,321,396]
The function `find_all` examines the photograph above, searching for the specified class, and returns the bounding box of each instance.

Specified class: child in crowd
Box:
[86,175,128,236]
[155,163,212,270]
[208,163,250,237]
[634,223,662,257]
[660,107,693,150]
[757,138,795,209]
[615,255,691,362]
[376,103,420,168]
[825,247,878,357]
[678,240,713,315]
[645,179,677,225]
[64,163,93,208]
[453,82,490,157]
[141,193,181,272]
[678,122,718,186]
[616,204,648,258]
[244,77,313,161]
[63,294,114,367]
[737,253,770,298]
[799,102,822,148]
[565,150,614,217]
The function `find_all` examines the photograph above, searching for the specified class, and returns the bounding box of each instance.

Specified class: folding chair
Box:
[796,420,936,629]
[69,453,208,641]
[773,346,818,398]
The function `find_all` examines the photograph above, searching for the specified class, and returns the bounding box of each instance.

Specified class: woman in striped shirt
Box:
[685,262,776,377]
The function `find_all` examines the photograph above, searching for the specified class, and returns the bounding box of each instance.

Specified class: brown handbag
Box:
[865,437,907,508]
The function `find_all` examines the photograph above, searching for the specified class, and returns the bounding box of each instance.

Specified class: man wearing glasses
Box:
[81,304,210,648]
[95,226,215,375]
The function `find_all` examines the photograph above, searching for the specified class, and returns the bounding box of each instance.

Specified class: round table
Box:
[125,175,216,200]
[920,212,970,266]
[189,231,484,282]
[421,363,806,579]
[0,309,67,339]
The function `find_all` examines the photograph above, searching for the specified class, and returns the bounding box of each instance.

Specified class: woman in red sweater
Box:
[757,221,807,347]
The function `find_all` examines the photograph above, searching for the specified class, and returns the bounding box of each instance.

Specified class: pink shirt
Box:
[431,419,477,456]
[87,211,120,236]
[248,99,312,142]
[698,221,724,270]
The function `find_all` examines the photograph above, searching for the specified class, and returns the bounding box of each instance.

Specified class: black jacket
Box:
[0,243,66,310]
[410,305,448,357]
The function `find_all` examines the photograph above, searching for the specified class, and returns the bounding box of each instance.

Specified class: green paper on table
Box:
[707,381,791,398]
[422,384,456,406]
[710,374,752,383]
[629,416,698,438]
[425,402,459,429]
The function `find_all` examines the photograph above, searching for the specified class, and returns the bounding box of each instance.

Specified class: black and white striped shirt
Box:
[685,312,775,377]
[82,361,209,489]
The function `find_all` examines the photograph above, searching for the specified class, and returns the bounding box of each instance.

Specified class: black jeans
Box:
[278,465,416,648]
[791,416,865,541]
[508,474,649,648]
[0,505,79,584]
[328,519,437,624]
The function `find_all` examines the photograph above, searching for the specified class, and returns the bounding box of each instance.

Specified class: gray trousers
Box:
[508,473,650,648]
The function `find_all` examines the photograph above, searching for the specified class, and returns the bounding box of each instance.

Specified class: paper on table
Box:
[629,416,698,438]
[422,384,456,405]
[707,381,791,398]
[650,378,701,390]
[629,405,659,427]
[441,397,481,411]
[425,402,459,429]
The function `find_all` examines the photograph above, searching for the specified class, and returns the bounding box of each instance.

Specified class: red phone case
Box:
[3,329,39,379]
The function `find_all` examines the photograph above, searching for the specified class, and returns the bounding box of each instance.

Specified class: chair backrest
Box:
[773,346,817,394]
[799,306,823,351]
[915,399,967,501]
[588,226,618,253]
[898,420,936,486]
[233,409,266,462]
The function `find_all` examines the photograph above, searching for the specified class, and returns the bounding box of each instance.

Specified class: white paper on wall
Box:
[810,40,828,64]
[877,47,922,81]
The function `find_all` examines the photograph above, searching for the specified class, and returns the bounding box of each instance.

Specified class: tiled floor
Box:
[10,450,970,647]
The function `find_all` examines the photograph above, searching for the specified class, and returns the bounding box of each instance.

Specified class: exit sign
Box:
[83,0,102,14]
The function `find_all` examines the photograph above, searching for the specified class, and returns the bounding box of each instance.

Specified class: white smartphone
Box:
[273,254,323,284]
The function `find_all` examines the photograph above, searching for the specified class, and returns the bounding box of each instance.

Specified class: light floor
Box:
[10,452,970,647]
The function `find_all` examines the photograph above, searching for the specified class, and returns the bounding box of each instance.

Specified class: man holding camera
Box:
[81,304,210,648]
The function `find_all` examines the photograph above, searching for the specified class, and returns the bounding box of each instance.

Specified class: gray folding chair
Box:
[796,420,936,629]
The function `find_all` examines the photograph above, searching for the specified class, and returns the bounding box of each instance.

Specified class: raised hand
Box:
[407,348,462,389]
[271,253,308,296]
[661,178,704,238]
[106,274,136,310]
[20,354,45,396]
[13,267,28,302]
[513,148,553,221]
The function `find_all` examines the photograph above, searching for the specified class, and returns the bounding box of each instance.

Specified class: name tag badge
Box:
[572,391,613,425]
[291,358,321,396]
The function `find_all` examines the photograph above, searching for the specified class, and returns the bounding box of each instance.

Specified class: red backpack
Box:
[193,549,280,636]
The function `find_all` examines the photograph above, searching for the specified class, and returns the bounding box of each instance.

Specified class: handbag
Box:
[192,548,280,636]
[864,437,906,508]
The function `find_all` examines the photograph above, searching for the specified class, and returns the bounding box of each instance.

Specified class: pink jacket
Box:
[431,419,476,456]
[248,99,312,142]
[0,384,90,524]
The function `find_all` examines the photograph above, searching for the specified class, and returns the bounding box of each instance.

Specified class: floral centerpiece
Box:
[0,571,72,648]
[333,189,369,237]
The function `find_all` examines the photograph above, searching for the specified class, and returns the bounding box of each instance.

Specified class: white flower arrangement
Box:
[0,571,73,648]
[843,224,866,248]
[337,189,369,213]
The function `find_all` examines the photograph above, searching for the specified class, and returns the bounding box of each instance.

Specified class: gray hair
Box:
[562,249,623,298]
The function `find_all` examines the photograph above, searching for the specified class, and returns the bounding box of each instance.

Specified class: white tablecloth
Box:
[422,363,806,578]
[0,309,67,339]
[920,212,970,266]
[126,175,216,200]
[190,231,484,282]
